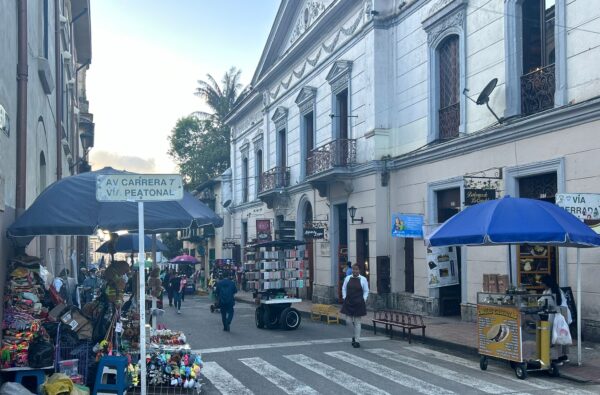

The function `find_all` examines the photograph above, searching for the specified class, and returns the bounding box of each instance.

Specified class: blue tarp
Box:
[7,167,223,238]
[428,196,600,248]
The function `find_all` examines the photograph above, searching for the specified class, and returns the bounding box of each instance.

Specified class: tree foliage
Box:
[168,67,248,190]
[160,232,182,259]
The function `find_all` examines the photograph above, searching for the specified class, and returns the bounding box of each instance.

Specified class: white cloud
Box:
[90,150,159,174]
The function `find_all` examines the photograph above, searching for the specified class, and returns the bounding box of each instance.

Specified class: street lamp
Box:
[70,130,94,173]
[348,206,363,224]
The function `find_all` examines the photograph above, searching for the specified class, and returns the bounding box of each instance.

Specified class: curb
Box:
[234,297,590,383]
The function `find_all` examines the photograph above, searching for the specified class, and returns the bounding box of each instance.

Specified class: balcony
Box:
[438,102,459,140]
[306,138,356,197]
[521,63,555,116]
[257,166,290,208]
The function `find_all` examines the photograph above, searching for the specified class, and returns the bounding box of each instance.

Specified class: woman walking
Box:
[341,263,369,348]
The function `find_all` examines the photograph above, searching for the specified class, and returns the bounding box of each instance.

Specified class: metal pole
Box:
[577,248,582,366]
[138,202,146,394]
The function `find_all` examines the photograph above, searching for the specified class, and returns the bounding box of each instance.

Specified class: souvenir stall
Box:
[244,240,306,330]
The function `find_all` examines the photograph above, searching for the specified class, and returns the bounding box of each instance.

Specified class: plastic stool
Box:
[14,369,46,395]
[93,356,129,395]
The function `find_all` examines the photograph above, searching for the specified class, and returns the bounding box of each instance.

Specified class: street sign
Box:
[96,174,183,202]
[464,188,496,206]
[555,193,600,221]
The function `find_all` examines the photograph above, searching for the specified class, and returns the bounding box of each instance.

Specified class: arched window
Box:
[438,35,460,140]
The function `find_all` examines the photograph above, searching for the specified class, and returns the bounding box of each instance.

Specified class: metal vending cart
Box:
[477,292,561,379]
[244,240,306,330]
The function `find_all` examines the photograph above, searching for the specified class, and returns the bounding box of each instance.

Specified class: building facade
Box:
[226,0,600,340]
[0,0,94,288]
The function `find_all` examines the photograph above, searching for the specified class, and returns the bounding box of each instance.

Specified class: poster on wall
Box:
[391,213,424,238]
[256,219,272,241]
[426,246,459,288]
[477,304,522,362]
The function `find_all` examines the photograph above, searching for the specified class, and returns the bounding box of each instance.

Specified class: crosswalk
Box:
[200,345,597,395]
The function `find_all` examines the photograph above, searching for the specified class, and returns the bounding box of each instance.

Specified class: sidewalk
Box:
[235,291,600,383]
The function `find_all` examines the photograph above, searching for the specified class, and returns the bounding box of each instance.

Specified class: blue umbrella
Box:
[428,196,600,248]
[96,234,168,254]
[7,167,223,238]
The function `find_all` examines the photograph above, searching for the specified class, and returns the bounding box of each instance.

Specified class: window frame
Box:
[295,86,317,181]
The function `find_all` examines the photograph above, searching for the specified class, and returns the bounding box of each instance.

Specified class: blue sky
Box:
[87,0,280,173]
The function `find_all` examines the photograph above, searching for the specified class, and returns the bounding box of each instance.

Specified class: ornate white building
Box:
[226,0,600,340]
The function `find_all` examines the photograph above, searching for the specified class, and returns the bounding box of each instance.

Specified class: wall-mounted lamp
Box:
[348,206,363,224]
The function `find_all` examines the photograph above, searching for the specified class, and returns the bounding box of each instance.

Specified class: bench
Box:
[310,304,340,324]
[372,310,426,344]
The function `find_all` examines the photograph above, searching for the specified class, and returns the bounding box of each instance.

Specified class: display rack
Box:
[517,244,555,292]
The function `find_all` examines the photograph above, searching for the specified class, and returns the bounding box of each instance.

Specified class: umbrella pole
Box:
[508,245,513,286]
[138,202,147,394]
[577,248,582,366]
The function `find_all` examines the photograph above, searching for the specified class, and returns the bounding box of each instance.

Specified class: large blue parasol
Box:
[428,196,600,248]
[96,233,168,254]
[7,167,223,238]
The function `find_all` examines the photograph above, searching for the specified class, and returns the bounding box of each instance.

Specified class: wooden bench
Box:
[372,310,426,344]
[310,304,340,324]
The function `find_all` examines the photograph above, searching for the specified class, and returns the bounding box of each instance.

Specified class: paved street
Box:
[157,295,600,395]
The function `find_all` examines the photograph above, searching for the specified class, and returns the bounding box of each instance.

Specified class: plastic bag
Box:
[552,313,573,345]
[28,336,55,368]
[42,373,73,395]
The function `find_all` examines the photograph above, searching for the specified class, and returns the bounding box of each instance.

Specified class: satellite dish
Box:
[476,78,498,105]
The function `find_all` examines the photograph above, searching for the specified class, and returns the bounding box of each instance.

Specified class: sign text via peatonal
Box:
[96,174,183,202]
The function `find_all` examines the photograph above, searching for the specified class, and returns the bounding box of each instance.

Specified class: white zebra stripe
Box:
[284,354,390,395]
[407,345,596,394]
[202,361,254,395]
[368,349,533,395]
[239,357,318,395]
[325,351,455,395]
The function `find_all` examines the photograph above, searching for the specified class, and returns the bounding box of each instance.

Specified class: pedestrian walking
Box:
[341,263,369,348]
[170,272,183,314]
[180,275,187,302]
[215,274,237,331]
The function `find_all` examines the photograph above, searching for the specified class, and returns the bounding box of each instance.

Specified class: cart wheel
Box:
[549,362,560,377]
[264,307,280,329]
[515,363,528,380]
[479,356,488,371]
[279,308,301,330]
[210,305,215,313]
[255,306,265,329]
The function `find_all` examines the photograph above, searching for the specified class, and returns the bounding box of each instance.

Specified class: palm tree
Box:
[194,67,250,125]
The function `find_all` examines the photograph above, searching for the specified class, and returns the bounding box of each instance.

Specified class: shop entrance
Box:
[303,202,314,301]
[436,188,462,316]
[336,203,348,302]
[356,229,370,282]
[517,172,559,291]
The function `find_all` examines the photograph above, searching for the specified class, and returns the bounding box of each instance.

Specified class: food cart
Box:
[477,291,560,379]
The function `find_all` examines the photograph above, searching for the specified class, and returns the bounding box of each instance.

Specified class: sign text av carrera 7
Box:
[96,174,183,202]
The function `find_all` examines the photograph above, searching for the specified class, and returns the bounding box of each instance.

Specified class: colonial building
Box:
[0,0,94,282]
[226,0,600,340]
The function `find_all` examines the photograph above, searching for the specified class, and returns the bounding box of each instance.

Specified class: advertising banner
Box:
[477,305,522,362]
[256,219,272,241]
[391,213,424,238]
[426,246,459,288]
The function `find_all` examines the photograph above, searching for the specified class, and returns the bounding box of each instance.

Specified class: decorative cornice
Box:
[422,0,467,28]
[271,106,288,130]
[295,86,317,105]
[425,10,465,46]
[288,1,332,48]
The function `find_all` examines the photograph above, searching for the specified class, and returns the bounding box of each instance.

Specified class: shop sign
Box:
[303,227,325,239]
[426,246,459,288]
[465,188,496,206]
[555,193,600,223]
[256,219,272,241]
[222,240,238,249]
[96,174,183,202]
[477,305,522,362]
[391,213,424,238]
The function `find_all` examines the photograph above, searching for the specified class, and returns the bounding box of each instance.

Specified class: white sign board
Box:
[426,246,459,288]
[555,193,600,221]
[96,174,183,202]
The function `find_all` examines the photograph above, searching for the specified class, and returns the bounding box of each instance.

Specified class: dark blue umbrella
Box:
[96,234,168,254]
[7,167,223,238]
[428,196,600,248]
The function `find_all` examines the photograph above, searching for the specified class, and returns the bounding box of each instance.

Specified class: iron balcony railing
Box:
[259,166,290,193]
[438,102,460,140]
[521,63,555,116]
[306,138,357,177]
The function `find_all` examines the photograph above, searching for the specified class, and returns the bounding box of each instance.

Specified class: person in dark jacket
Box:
[170,272,183,314]
[215,275,237,331]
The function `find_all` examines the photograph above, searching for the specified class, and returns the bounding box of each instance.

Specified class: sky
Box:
[87,0,280,174]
